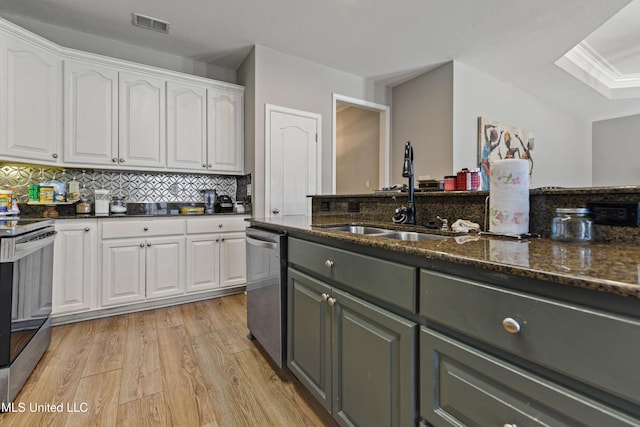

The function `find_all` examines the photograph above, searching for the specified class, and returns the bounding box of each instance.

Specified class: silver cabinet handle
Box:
[147,242,151,247]
[84,227,90,232]
[221,238,225,242]
[272,208,279,215]
[324,260,334,269]
[504,424,518,427]
[327,297,336,307]
[502,318,521,334]
[52,153,58,159]
[112,158,118,163]
[143,227,149,231]
[215,239,219,242]
[208,164,212,168]
[218,224,223,228]
[202,164,207,168]
[321,293,329,302]
[119,158,125,163]
[139,243,144,247]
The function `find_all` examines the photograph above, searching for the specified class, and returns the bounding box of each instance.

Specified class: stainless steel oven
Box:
[246,227,287,368]
[0,218,57,406]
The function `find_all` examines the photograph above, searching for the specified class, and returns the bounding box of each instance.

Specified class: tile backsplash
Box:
[0,164,249,204]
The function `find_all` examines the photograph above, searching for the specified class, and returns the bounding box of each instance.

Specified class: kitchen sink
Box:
[376,231,449,241]
[325,225,394,235]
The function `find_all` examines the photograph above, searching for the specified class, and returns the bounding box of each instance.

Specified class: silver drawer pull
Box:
[327,297,336,307]
[321,293,329,302]
[504,424,517,427]
[502,317,521,334]
[324,260,334,269]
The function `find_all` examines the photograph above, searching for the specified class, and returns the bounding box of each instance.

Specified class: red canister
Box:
[444,176,456,191]
[456,169,469,190]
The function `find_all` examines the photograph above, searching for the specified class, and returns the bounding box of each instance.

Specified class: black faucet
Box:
[402,141,416,225]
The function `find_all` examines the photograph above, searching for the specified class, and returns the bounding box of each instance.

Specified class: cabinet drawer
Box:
[101,218,186,239]
[186,216,248,234]
[420,269,640,407]
[420,327,639,427]
[289,238,416,312]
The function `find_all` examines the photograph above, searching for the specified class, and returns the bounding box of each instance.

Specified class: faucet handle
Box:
[437,216,449,231]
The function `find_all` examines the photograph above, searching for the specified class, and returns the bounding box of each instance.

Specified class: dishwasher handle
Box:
[246,235,278,250]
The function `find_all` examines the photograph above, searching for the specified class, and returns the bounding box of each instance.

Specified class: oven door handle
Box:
[14,231,58,261]
[246,236,278,250]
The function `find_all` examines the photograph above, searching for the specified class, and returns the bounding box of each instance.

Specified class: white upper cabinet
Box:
[166,80,207,171]
[118,71,166,168]
[0,17,244,173]
[208,87,244,174]
[0,30,60,163]
[63,60,118,166]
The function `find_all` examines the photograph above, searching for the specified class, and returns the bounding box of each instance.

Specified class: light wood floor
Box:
[1,294,338,427]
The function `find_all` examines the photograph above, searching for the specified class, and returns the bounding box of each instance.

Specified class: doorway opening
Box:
[332,94,390,194]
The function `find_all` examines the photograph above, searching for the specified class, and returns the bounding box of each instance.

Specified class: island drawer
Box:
[420,327,639,427]
[419,269,640,407]
[288,238,417,312]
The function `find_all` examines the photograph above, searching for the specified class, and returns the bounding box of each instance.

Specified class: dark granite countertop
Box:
[249,215,640,301]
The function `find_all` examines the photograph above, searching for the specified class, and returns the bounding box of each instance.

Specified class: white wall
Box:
[1,13,236,83]
[391,62,453,183]
[592,114,640,186]
[243,45,390,217]
[336,107,380,194]
[452,61,592,188]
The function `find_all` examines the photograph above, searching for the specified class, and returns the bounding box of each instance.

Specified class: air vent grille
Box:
[132,13,170,34]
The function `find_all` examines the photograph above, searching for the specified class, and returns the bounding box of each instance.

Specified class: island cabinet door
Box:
[287,268,332,412]
[420,327,639,427]
[331,288,416,427]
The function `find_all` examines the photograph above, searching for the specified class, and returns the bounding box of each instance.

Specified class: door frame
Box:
[264,104,322,218]
[332,93,390,194]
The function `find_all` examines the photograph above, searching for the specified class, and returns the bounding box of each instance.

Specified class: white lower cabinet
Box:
[185,218,248,293]
[101,238,146,306]
[100,218,185,307]
[52,219,97,316]
[52,216,245,321]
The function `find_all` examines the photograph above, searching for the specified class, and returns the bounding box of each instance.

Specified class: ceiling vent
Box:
[132,13,170,34]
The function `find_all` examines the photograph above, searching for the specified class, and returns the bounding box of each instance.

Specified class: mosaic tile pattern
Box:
[0,165,239,203]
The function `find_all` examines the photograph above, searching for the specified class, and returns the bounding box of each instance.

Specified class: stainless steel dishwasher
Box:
[246,227,287,368]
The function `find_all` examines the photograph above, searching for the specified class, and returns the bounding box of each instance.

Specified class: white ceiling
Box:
[0,0,637,121]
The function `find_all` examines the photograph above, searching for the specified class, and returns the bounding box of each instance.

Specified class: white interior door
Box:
[266,105,321,217]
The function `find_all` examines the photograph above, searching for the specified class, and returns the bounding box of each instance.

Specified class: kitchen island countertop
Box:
[249,215,640,301]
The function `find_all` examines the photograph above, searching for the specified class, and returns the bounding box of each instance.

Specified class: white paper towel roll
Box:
[489,159,529,235]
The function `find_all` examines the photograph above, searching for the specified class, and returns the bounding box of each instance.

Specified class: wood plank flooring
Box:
[0,294,338,427]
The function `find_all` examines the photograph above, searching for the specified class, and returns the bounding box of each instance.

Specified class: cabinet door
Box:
[287,268,332,412]
[52,220,97,315]
[219,232,246,287]
[420,327,639,427]
[63,59,118,166]
[185,234,220,293]
[101,239,146,307]
[145,236,185,299]
[167,80,207,171]
[332,288,416,427]
[0,34,60,163]
[207,87,243,173]
[118,71,166,168]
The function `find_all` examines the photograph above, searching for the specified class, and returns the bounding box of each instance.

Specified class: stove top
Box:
[0,218,55,237]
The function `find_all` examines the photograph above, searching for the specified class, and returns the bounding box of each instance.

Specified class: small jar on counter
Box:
[551,208,592,243]
[76,198,92,214]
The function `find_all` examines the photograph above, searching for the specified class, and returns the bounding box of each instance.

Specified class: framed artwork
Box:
[477,117,534,190]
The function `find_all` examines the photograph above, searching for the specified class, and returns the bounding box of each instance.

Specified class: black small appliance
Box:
[216,195,234,213]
